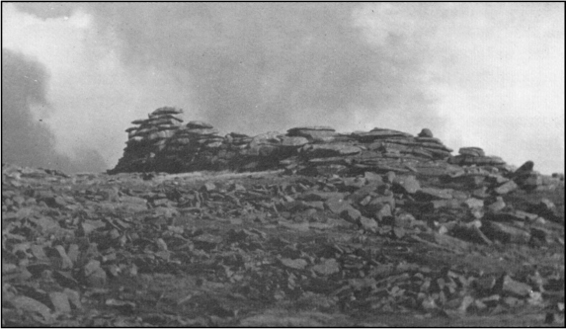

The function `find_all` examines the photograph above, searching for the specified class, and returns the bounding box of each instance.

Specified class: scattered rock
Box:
[84,260,107,287]
[312,259,340,276]
[394,212,416,229]
[374,203,393,222]
[498,275,533,298]
[494,180,518,195]
[417,187,453,200]
[8,295,53,323]
[451,221,492,245]
[392,176,421,194]
[481,221,531,244]
[360,217,378,231]
[49,292,71,314]
[280,258,308,270]
[464,198,484,210]
[3,105,563,327]
[487,197,506,213]
[340,207,362,223]
[325,195,352,214]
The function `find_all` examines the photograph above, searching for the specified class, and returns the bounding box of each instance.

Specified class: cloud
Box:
[5,3,564,174]
[1,49,106,172]
[79,3,443,135]
[3,3,192,171]
[355,3,564,173]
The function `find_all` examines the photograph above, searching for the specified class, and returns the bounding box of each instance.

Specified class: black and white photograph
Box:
[1,2,564,327]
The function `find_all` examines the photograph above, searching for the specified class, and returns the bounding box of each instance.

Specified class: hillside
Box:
[1,108,564,327]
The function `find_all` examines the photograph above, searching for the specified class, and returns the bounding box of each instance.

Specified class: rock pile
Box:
[158,120,222,172]
[2,160,564,326]
[110,109,467,176]
[110,107,564,185]
[113,107,184,173]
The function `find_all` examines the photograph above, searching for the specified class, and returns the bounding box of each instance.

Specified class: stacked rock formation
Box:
[158,121,222,172]
[110,108,508,176]
[113,107,183,173]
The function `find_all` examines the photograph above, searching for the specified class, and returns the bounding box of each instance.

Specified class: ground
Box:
[1,166,564,327]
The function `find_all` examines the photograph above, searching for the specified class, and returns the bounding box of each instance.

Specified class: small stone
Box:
[280,136,309,147]
[474,299,487,310]
[300,191,345,202]
[63,288,82,310]
[280,258,308,270]
[325,195,351,214]
[472,186,490,199]
[487,197,506,213]
[152,106,183,115]
[304,201,324,210]
[421,295,437,311]
[464,198,484,209]
[340,207,362,223]
[360,217,378,231]
[417,187,453,200]
[364,171,383,183]
[186,120,213,129]
[451,221,492,245]
[49,292,71,314]
[475,275,497,292]
[459,295,474,313]
[481,221,531,244]
[312,259,340,275]
[494,180,518,195]
[513,210,538,221]
[394,212,415,229]
[84,260,107,287]
[418,128,433,138]
[375,204,393,222]
[393,227,406,239]
[499,275,533,298]
[459,147,485,157]
[393,176,421,194]
[288,126,335,132]
[383,171,396,183]
[352,128,413,141]
[365,195,395,213]
[429,199,461,210]
[502,296,521,307]
[9,296,53,322]
[341,177,366,190]
[201,182,217,192]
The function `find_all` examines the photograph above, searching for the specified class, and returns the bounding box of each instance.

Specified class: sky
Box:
[2,3,564,174]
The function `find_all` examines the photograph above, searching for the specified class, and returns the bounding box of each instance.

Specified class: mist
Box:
[3,3,564,174]
[1,49,106,172]
[82,3,442,135]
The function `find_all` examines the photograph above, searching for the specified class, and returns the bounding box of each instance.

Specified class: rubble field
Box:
[1,107,564,326]
[2,162,564,327]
